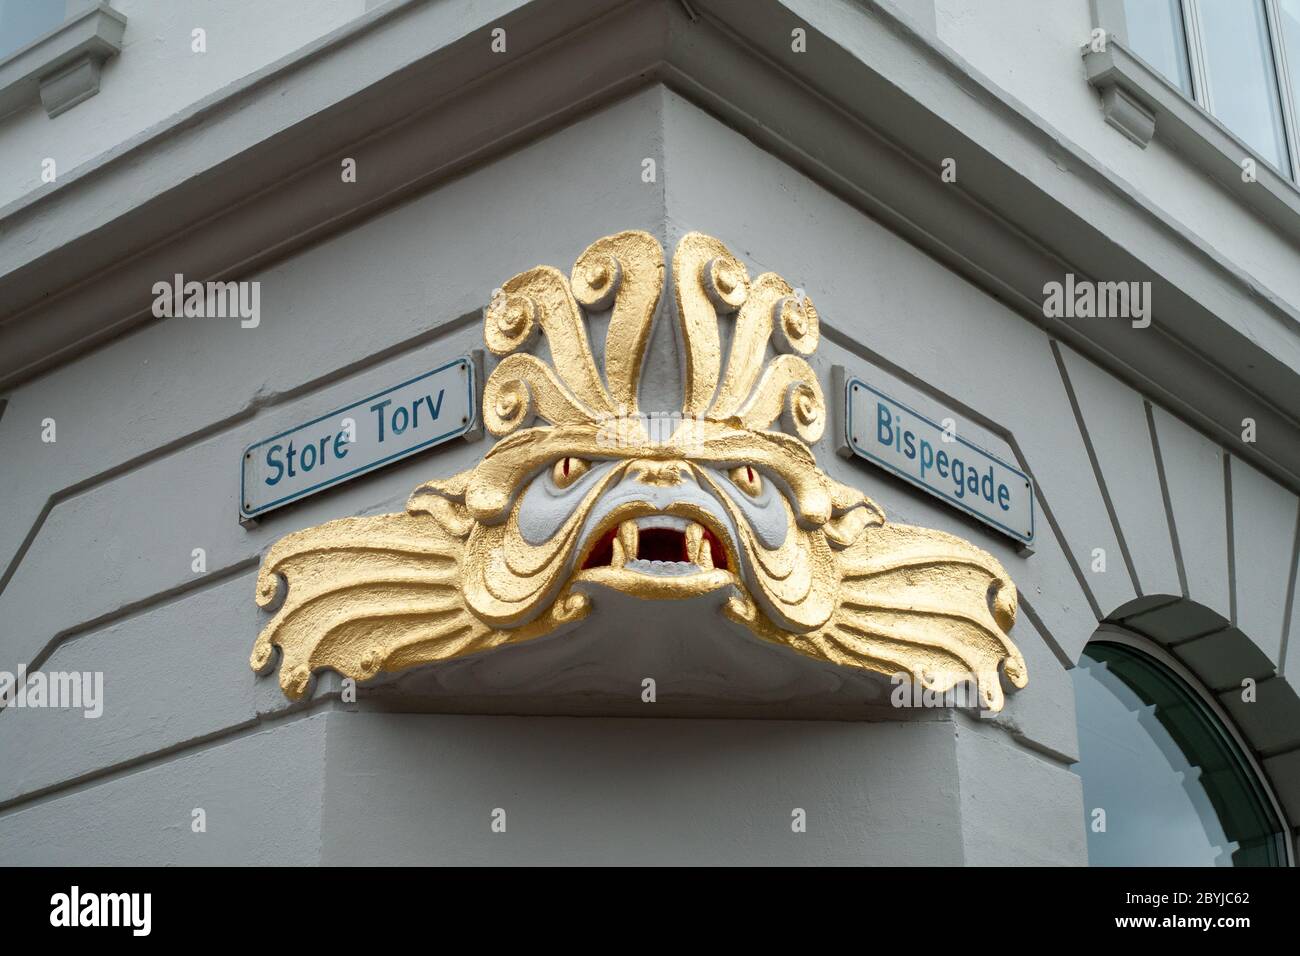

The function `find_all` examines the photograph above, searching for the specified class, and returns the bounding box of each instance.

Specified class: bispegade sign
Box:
[840,375,1034,546]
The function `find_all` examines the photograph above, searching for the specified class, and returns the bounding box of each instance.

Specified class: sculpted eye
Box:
[552,456,590,489]
[729,465,762,497]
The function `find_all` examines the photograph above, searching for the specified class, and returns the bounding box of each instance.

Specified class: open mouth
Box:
[580,514,730,576]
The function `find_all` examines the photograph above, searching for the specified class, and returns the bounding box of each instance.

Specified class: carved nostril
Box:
[632,460,689,487]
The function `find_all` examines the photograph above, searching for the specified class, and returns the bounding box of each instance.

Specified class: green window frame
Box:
[1074,639,1289,866]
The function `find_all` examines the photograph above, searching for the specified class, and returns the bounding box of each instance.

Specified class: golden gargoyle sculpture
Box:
[251,230,1027,709]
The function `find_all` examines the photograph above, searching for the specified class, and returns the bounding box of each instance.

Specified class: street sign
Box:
[842,375,1034,545]
[241,357,477,520]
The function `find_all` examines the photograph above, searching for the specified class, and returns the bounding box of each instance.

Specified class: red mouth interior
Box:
[581,524,728,571]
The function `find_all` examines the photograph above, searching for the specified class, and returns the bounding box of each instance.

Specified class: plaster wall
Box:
[0,0,369,209]
[0,84,1293,864]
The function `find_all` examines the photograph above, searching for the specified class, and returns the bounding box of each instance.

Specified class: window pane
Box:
[1072,642,1286,866]
[0,0,64,61]
[1197,0,1291,176]
[1280,0,1300,144]
[1124,0,1194,95]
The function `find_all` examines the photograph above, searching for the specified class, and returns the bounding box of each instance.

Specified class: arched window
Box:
[1072,637,1290,865]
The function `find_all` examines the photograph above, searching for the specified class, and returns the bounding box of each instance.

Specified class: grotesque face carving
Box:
[252,231,1027,710]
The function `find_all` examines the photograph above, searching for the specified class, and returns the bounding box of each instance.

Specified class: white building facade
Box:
[0,0,1298,866]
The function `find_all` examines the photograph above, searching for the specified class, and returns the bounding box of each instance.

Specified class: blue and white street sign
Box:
[842,376,1034,545]
[240,357,477,520]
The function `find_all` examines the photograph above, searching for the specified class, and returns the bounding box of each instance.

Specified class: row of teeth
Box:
[624,559,697,576]
[610,519,715,571]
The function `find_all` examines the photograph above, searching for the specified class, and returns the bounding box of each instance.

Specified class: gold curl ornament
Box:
[775,291,819,355]
[484,290,538,355]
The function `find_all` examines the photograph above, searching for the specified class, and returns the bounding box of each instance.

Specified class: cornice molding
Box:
[0,0,1297,495]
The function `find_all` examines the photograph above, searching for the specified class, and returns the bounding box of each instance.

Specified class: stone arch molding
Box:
[1093,594,1300,838]
[1052,341,1300,834]
[250,229,1030,714]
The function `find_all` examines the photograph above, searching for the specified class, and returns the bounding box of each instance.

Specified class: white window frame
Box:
[1263,0,1300,179]
[1175,0,1300,180]
[1085,0,1300,244]
[1114,0,1300,180]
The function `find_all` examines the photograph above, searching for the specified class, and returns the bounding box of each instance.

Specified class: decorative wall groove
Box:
[1052,340,1142,600]
[0,558,259,719]
[0,699,338,819]
[1146,400,1190,599]
[1280,508,1300,677]
[1226,454,1238,627]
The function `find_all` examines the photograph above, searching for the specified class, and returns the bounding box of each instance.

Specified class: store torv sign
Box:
[240,357,478,520]
[839,373,1035,546]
